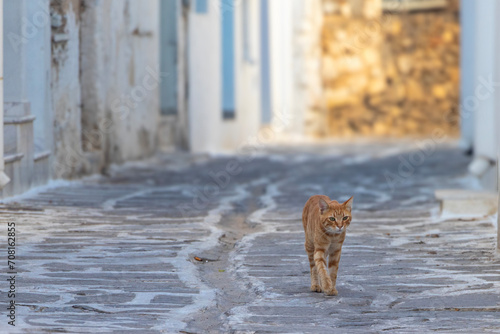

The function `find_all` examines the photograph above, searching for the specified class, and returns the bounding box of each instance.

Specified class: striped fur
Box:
[302,195,353,296]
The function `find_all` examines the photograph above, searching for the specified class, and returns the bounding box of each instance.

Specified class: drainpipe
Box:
[0,0,12,189]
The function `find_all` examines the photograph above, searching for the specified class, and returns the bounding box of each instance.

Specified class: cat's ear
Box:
[343,196,353,211]
[318,198,329,214]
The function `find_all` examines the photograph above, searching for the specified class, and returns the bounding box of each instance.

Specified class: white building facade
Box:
[459,0,500,249]
[0,0,163,197]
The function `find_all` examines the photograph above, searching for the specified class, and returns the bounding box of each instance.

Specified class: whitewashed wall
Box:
[187,0,324,151]
[0,0,163,196]
[26,0,52,154]
[188,0,261,153]
[472,0,497,162]
[222,0,261,151]
[266,0,323,141]
[2,0,52,195]
[188,0,221,152]
[51,0,161,177]
[460,0,500,247]
[460,0,498,190]
[51,0,84,178]
[494,0,500,250]
[268,0,294,138]
[459,0,475,152]
[0,0,10,189]
[3,0,28,103]
[292,0,323,139]
[80,0,160,168]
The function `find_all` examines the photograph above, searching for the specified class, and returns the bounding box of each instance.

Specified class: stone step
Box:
[435,189,498,219]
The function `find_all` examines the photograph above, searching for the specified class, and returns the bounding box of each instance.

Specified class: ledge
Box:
[4,153,24,164]
[4,115,36,125]
[34,150,51,162]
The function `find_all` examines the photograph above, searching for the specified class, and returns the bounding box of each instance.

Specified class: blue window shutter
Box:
[195,0,208,13]
[221,0,236,119]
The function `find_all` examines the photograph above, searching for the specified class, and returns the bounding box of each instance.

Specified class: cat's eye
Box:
[329,217,336,222]
[342,216,349,221]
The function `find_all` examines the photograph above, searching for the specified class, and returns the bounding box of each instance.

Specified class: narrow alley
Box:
[2,142,499,333]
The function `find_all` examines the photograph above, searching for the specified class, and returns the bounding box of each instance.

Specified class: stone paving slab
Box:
[0,143,498,333]
[0,178,222,332]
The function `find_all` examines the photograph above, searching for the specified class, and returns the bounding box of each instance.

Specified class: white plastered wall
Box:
[468,0,498,190]
[188,0,261,153]
[220,0,261,151]
[268,0,294,139]
[0,0,11,188]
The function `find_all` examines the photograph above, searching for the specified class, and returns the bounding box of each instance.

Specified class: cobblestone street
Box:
[1,143,500,333]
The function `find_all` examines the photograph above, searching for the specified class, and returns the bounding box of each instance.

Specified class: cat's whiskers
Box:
[325,226,344,235]
[325,227,337,234]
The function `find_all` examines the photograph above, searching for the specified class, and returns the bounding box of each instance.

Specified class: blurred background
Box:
[3,2,500,331]
[0,0,496,200]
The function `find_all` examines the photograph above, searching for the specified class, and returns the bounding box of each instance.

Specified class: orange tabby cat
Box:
[302,195,353,296]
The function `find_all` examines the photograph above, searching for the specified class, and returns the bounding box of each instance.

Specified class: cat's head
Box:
[318,196,353,234]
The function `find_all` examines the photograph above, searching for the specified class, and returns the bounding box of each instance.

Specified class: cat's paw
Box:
[310,285,322,292]
[324,287,338,296]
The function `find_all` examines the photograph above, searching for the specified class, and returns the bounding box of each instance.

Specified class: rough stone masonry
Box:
[312,0,460,138]
[1,142,499,333]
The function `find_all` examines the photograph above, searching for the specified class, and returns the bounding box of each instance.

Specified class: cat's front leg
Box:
[323,286,338,296]
[327,247,343,295]
[306,243,321,292]
[314,249,335,295]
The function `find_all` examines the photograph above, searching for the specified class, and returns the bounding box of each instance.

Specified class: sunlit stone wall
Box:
[308,0,460,138]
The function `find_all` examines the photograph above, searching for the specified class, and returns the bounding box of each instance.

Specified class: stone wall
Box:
[50,0,161,178]
[309,0,460,138]
[80,0,160,170]
[51,0,85,178]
